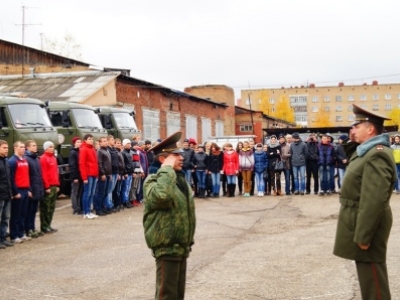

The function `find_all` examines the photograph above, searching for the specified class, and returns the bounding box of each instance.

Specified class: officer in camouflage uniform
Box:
[143,131,196,300]
[333,104,396,299]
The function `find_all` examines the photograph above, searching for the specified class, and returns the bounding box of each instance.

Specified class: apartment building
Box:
[240,81,400,127]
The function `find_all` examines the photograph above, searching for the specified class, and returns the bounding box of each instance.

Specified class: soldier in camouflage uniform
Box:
[143,131,196,300]
[334,104,396,299]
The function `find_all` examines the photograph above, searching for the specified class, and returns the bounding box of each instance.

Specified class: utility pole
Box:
[248,93,256,137]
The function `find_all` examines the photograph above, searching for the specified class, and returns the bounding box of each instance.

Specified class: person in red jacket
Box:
[222,143,239,197]
[39,141,60,234]
[79,134,99,219]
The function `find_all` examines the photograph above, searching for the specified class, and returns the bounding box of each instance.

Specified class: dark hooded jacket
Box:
[24,150,44,201]
[68,147,81,181]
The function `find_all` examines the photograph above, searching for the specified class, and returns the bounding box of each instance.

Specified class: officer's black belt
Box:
[340,198,359,208]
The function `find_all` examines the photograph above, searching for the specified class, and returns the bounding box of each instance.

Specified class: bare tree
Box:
[42,32,83,61]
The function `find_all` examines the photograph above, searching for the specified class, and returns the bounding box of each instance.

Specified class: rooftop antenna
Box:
[15,5,42,45]
[14,5,41,76]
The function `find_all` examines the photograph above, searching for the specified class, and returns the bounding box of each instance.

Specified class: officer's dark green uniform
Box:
[143,132,196,300]
[334,104,396,299]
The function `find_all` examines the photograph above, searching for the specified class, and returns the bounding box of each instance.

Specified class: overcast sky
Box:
[1,0,400,99]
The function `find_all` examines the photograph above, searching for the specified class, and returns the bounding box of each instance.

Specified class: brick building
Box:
[235,106,296,143]
[0,38,228,143]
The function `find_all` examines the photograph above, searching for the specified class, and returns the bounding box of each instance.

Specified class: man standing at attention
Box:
[40,141,60,233]
[79,134,99,219]
[290,132,308,195]
[143,131,196,300]
[334,104,396,299]
[9,141,32,243]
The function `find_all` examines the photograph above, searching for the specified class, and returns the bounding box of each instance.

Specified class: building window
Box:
[336,105,342,112]
[360,95,367,101]
[360,104,367,109]
[269,98,275,104]
[372,105,379,111]
[245,99,251,105]
[385,104,392,110]
[311,116,316,122]
[348,95,354,101]
[290,96,307,103]
[215,120,224,136]
[295,116,307,122]
[373,94,379,100]
[385,94,392,100]
[335,95,342,102]
[142,108,160,141]
[336,116,343,122]
[293,106,307,112]
[397,93,400,100]
[323,96,330,102]
[348,115,355,121]
[240,124,253,132]
[347,105,353,111]
[201,118,211,144]
[166,112,181,137]
[312,96,318,102]
[324,106,330,112]
[311,106,318,112]
[185,115,197,140]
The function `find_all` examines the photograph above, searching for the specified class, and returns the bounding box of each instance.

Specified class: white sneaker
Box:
[84,214,95,219]
[89,213,98,218]
[11,238,23,244]
[21,235,32,241]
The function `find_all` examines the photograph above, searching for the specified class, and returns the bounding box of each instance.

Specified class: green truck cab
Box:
[97,106,140,140]
[0,96,58,153]
[48,101,108,163]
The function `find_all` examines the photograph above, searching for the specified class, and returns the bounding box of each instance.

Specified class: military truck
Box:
[47,101,108,163]
[0,96,58,153]
[97,106,140,140]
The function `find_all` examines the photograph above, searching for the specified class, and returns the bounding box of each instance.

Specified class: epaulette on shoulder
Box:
[376,144,384,150]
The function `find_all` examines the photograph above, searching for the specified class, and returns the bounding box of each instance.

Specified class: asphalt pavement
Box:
[1,193,399,300]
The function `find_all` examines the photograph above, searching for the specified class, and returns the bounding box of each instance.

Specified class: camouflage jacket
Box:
[143,166,196,259]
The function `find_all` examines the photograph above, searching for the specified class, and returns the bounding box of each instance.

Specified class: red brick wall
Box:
[116,80,227,141]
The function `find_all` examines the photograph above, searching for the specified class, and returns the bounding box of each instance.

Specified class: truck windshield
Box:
[113,112,138,130]
[72,109,103,129]
[8,104,53,128]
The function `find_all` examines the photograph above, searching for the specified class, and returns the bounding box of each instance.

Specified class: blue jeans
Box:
[338,168,345,188]
[330,166,336,191]
[82,177,98,215]
[0,199,11,241]
[106,174,118,209]
[254,172,265,192]
[292,165,306,192]
[211,172,221,195]
[95,175,112,212]
[10,189,29,239]
[183,169,192,185]
[121,174,133,203]
[319,165,331,192]
[113,178,123,207]
[282,168,291,194]
[395,164,400,191]
[226,175,236,185]
[196,170,207,189]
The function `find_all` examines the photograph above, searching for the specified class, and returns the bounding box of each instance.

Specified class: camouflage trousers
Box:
[40,186,57,232]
